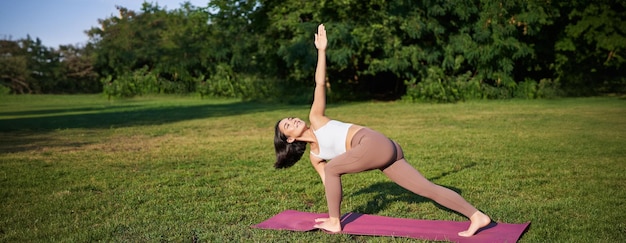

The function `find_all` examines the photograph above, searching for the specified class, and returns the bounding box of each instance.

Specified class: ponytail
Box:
[273,120,307,168]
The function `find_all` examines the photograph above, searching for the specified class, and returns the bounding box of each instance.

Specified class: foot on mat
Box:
[458,211,491,237]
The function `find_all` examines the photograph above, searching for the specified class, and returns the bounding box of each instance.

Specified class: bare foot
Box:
[313,217,342,233]
[458,211,491,237]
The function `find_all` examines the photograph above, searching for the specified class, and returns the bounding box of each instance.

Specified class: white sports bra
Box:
[311,120,352,160]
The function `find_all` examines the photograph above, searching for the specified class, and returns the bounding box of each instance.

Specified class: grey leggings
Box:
[323,128,478,219]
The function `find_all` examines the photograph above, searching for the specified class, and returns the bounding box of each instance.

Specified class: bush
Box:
[102,67,193,99]
[195,64,237,98]
[237,75,276,102]
[101,75,136,99]
[537,78,562,99]
[0,84,11,96]
[402,67,485,103]
[196,64,276,101]
[514,79,538,99]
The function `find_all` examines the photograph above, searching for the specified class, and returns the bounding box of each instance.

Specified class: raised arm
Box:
[309,24,330,129]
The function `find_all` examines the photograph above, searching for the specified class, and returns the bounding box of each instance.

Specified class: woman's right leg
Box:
[316,129,396,232]
[381,159,491,236]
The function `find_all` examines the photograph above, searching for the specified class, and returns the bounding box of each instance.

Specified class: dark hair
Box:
[273,119,307,168]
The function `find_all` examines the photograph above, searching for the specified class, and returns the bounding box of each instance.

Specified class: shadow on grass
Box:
[0,104,143,117]
[0,132,93,154]
[0,101,296,153]
[349,163,477,217]
[0,101,288,132]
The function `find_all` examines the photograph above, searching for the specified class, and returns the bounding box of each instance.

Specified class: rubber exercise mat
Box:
[252,210,530,243]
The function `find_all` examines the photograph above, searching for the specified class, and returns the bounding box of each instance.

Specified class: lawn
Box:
[0,95,624,242]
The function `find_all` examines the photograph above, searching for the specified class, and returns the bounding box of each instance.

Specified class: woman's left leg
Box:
[380,144,491,236]
[381,158,478,218]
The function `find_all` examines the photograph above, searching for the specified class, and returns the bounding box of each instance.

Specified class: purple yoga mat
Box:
[252,210,530,243]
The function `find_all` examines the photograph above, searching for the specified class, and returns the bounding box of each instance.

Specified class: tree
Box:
[79,0,624,101]
[260,0,554,101]
[0,36,66,94]
[88,3,218,97]
[19,36,64,93]
[554,0,626,95]
[58,43,100,93]
[0,40,31,94]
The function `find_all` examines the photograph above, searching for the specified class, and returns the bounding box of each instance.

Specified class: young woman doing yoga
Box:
[273,24,491,237]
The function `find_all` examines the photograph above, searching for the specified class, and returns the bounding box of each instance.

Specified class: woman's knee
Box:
[324,162,342,176]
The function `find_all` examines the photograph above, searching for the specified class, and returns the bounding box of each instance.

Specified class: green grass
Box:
[1,95,625,242]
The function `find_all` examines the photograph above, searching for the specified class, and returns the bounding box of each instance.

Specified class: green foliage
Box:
[554,1,626,95]
[403,67,482,103]
[198,64,237,98]
[196,64,276,101]
[19,37,64,93]
[0,40,31,94]
[0,84,11,95]
[262,0,559,102]
[0,37,99,94]
[511,78,563,100]
[3,0,624,100]
[234,74,282,102]
[102,66,192,98]
[101,75,134,98]
[57,44,101,93]
[514,79,538,99]
[537,78,562,99]
[88,4,210,95]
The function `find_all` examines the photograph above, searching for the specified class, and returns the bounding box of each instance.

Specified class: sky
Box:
[0,0,209,48]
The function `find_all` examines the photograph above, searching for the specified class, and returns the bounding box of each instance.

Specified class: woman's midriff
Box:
[344,125,364,152]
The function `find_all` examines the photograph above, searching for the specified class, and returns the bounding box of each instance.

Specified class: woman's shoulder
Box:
[309,115,331,130]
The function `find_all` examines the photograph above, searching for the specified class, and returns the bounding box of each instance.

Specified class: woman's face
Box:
[278,117,306,142]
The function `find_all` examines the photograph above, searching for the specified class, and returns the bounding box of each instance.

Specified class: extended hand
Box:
[314,24,327,51]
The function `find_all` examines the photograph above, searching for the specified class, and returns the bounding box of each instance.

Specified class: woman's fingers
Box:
[314,24,327,50]
[318,24,325,36]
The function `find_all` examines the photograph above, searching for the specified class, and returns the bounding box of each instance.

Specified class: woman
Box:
[273,24,491,237]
